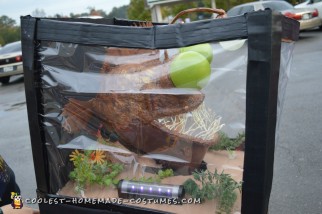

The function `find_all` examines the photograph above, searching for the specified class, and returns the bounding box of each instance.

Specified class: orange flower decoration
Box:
[90,150,106,164]
[69,149,83,163]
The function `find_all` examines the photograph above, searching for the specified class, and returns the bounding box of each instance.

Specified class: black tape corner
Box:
[242,10,282,214]
[21,16,37,71]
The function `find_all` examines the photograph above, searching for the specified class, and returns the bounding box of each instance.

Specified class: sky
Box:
[0,0,131,25]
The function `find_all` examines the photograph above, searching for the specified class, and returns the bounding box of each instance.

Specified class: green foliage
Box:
[69,150,124,193]
[131,176,157,183]
[183,170,242,214]
[215,172,242,214]
[128,0,151,21]
[0,15,16,27]
[106,6,129,19]
[157,168,174,180]
[131,168,174,183]
[162,1,200,21]
[209,131,245,152]
[0,16,20,46]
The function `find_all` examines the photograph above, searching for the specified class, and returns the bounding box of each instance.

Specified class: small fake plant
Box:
[131,168,174,183]
[209,131,245,154]
[69,149,124,193]
[183,169,242,214]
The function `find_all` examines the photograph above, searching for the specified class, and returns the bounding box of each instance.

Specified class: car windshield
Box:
[262,2,294,11]
[0,41,21,54]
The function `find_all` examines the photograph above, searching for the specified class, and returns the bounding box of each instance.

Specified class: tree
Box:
[0,16,20,46]
[162,1,198,21]
[128,0,151,21]
[68,7,107,18]
[0,15,16,27]
[32,9,46,18]
[106,5,129,19]
[87,7,109,17]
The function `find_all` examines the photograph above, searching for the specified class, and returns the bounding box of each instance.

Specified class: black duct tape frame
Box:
[21,10,299,214]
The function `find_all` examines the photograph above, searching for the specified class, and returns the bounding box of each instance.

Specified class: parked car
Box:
[0,41,23,85]
[295,0,322,29]
[227,1,322,30]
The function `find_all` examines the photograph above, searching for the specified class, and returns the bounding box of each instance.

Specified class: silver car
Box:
[227,1,322,31]
[0,41,23,85]
[295,0,322,29]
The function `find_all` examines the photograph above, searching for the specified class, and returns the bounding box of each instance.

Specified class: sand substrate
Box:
[58,150,244,213]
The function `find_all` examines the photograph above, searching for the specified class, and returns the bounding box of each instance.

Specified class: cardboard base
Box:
[58,151,244,213]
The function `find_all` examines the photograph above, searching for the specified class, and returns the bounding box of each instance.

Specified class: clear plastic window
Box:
[40,39,249,213]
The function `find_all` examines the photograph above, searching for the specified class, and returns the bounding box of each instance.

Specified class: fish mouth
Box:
[127,102,224,171]
[112,101,223,160]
